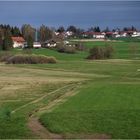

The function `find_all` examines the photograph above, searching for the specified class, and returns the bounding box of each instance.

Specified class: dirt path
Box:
[28,116,111,139]
[28,117,62,139]
[27,83,80,139]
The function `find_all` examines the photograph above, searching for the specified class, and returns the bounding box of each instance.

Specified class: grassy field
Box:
[0,40,140,138]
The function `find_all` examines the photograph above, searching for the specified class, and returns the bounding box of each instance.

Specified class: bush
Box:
[0,52,13,62]
[75,43,86,51]
[104,46,114,59]
[6,54,57,64]
[56,43,76,54]
[87,46,114,60]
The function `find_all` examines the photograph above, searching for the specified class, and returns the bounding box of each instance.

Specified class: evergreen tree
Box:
[104,27,110,32]
[2,29,13,51]
[12,26,21,36]
[67,25,77,33]
[96,26,100,32]
[57,26,65,33]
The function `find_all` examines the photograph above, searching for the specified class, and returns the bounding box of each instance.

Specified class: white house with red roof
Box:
[82,32,105,39]
[131,31,140,37]
[93,32,105,39]
[12,37,25,48]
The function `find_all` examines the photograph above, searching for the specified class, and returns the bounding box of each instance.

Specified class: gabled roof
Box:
[82,32,105,35]
[106,32,113,35]
[12,37,25,42]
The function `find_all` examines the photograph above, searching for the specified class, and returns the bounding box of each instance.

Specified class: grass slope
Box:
[39,59,140,138]
[0,40,140,138]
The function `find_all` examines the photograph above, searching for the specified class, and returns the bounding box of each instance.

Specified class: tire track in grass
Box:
[27,83,81,139]
[11,84,74,114]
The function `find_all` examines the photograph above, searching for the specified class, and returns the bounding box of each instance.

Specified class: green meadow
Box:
[0,40,140,138]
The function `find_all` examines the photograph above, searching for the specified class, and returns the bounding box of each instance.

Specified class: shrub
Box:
[0,52,13,62]
[87,46,114,60]
[6,54,57,64]
[75,43,86,51]
[104,46,114,58]
[56,43,76,54]
[87,46,104,59]
[46,56,57,63]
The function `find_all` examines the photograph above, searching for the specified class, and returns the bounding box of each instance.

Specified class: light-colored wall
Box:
[13,41,24,48]
[93,35,105,39]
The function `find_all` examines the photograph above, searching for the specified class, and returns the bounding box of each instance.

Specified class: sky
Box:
[0,1,140,30]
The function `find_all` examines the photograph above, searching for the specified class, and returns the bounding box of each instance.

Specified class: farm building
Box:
[33,42,41,48]
[23,42,41,48]
[43,40,57,48]
[12,37,25,48]
[82,32,105,39]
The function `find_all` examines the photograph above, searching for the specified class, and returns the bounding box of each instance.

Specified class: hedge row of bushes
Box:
[87,46,114,59]
[53,42,86,54]
[0,53,57,64]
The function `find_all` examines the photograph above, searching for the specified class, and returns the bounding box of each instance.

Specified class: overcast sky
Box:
[0,1,140,29]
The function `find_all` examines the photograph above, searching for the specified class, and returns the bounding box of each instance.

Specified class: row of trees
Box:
[88,26,138,33]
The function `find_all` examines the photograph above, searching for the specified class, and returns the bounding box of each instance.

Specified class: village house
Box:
[93,32,105,39]
[131,31,140,37]
[43,39,57,48]
[105,32,114,38]
[23,42,41,48]
[82,32,105,39]
[64,31,73,38]
[12,37,25,48]
[33,42,41,48]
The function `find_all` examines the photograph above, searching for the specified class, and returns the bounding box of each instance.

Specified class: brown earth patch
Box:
[28,117,62,139]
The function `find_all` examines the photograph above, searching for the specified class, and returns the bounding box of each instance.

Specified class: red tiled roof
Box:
[83,32,104,35]
[12,37,25,42]
[106,32,113,35]
[126,31,134,34]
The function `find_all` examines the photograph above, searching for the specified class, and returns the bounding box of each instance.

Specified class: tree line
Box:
[0,24,138,51]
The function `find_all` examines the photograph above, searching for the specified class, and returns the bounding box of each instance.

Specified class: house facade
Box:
[12,37,25,48]
[82,32,105,39]
[93,32,105,39]
[44,40,57,48]
[33,42,41,48]
[131,31,140,37]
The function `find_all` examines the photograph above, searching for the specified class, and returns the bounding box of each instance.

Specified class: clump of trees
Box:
[21,24,35,48]
[56,42,76,54]
[39,25,54,47]
[75,43,86,51]
[0,24,21,51]
[88,26,101,32]
[87,46,114,59]
[54,41,86,54]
